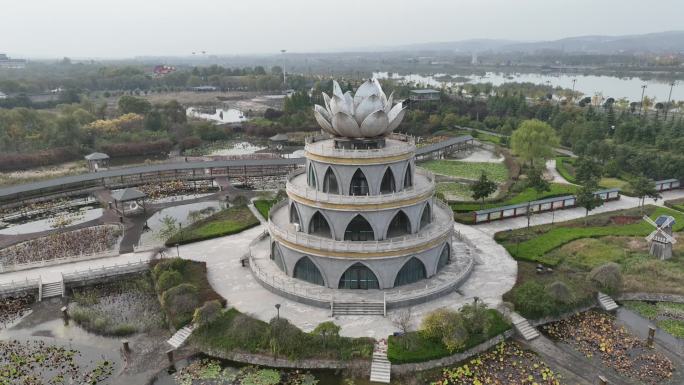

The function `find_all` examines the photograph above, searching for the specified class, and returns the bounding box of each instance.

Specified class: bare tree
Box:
[392,307,413,334]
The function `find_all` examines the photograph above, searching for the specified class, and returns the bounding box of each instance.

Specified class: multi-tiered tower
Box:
[267,79,456,290]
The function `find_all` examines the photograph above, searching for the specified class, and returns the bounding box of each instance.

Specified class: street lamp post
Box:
[665,81,677,120]
[280,49,287,89]
[639,84,647,117]
[275,303,281,320]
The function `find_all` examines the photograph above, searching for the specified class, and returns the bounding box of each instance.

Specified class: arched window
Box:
[394,257,427,286]
[403,164,413,189]
[380,168,396,194]
[344,215,374,241]
[387,210,411,238]
[419,203,431,230]
[293,256,324,286]
[290,202,301,227]
[338,263,379,289]
[437,244,450,271]
[271,243,286,272]
[309,211,332,238]
[350,169,369,196]
[322,167,339,194]
[307,165,317,189]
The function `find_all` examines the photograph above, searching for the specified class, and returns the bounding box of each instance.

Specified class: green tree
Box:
[118,95,151,114]
[470,171,498,209]
[511,119,559,167]
[527,166,550,196]
[574,157,603,184]
[576,179,603,223]
[629,176,660,212]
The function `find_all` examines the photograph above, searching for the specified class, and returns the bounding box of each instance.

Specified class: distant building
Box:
[191,86,218,92]
[85,152,110,172]
[0,54,27,69]
[153,65,176,76]
[410,89,440,101]
[471,52,478,65]
[0,91,6,100]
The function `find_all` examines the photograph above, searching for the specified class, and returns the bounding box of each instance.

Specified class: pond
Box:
[137,200,225,247]
[187,107,248,124]
[0,207,103,235]
[208,141,267,156]
[374,71,681,102]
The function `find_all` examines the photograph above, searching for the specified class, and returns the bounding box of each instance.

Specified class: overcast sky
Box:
[2,0,682,58]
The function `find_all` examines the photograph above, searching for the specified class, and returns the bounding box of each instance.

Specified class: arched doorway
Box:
[387,210,411,238]
[338,263,379,289]
[344,215,375,241]
[309,211,332,238]
[380,168,396,194]
[437,244,450,271]
[350,169,370,196]
[293,256,324,286]
[419,203,431,230]
[308,165,317,189]
[322,167,339,194]
[403,164,413,189]
[394,257,427,286]
[290,203,301,227]
[271,243,286,272]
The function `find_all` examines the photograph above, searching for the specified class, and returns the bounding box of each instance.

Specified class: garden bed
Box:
[253,199,276,220]
[0,294,34,328]
[421,160,509,183]
[542,310,674,384]
[450,183,577,213]
[165,205,259,246]
[623,301,684,339]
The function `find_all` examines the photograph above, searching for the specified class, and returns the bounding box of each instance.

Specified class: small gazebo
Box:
[85,152,110,172]
[111,188,147,217]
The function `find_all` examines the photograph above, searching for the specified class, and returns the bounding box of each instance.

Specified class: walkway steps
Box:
[41,281,63,299]
[370,339,391,383]
[332,302,384,316]
[511,312,540,341]
[167,324,195,349]
[597,292,619,311]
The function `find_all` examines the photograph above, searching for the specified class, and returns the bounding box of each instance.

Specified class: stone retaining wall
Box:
[198,347,369,371]
[528,303,598,327]
[616,292,684,303]
[390,329,515,374]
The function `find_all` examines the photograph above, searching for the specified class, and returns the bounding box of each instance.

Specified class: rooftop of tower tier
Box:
[313,78,407,139]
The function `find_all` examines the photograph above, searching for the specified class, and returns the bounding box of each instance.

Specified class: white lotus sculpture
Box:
[313,79,406,138]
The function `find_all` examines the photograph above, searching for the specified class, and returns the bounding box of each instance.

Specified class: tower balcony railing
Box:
[305,133,416,159]
[286,168,435,206]
[267,199,454,255]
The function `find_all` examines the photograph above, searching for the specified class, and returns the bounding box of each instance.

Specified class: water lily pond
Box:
[0,207,103,235]
[137,201,226,247]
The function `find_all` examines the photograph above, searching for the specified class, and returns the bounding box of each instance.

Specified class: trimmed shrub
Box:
[546,281,574,304]
[420,308,468,353]
[152,258,189,280]
[161,283,200,328]
[157,270,183,293]
[193,300,223,325]
[512,281,555,319]
[588,262,623,294]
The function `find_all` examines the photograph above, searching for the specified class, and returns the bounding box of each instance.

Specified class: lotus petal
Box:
[332,112,362,137]
[355,94,384,125]
[330,95,352,115]
[372,78,386,103]
[387,105,407,132]
[385,91,394,114]
[314,105,336,135]
[353,79,380,108]
[360,110,389,137]
[332,80,344,99]
[343,91,354,115]
[322,92,332,115]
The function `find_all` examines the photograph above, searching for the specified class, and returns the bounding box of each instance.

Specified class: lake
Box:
[374,71,680,102]
[186,106,248,124]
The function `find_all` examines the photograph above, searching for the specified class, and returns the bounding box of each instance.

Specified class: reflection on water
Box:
[0,207,103,235]
[187,107,248,124]
[374,71,680,101]
[138,201,224,246]
[209,141,266,156]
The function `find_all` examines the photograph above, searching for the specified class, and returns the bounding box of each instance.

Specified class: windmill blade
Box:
[646,230,657,242]
[662,231,677,244]
[643,215,658,228]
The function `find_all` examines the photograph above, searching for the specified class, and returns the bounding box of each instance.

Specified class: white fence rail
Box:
[62,259,150,283]
[0,278,41,296]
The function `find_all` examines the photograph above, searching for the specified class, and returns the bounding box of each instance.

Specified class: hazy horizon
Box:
[2,0,684,59]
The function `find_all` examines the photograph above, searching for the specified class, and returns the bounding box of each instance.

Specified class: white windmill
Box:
[643,215,676,260]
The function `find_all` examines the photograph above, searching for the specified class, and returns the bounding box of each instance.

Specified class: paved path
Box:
[545,159,574,185]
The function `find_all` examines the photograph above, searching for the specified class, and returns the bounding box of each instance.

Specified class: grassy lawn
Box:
[192,308,374,360]
[623,301,684,338]
[166,205,259,246]
[555,156,576,184]
[450,183,577,213]
[496,205,684,265]
[387,309,510,364]
[253,199,276,220]
[436,182,473,200]
[665,197,684,212]
[421,160,508,183]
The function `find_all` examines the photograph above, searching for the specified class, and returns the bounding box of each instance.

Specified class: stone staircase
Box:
[369,339,391,383]
[332,301,384,316]
[511,312,540,341]
[41,281,63,299]
[167,324,195,349]
[597,292,619,311]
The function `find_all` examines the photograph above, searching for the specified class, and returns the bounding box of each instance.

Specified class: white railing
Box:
[286,168,435,205]
[0,277,41,296]
[62,259,149,282]
[305,135,416,159]
[248,249,333,303]
[269,218,453,255]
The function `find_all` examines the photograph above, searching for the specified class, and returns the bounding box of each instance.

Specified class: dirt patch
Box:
[610,215,642,225]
